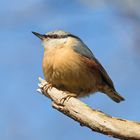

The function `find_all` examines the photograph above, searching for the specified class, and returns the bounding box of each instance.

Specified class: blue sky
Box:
[1,0,140,140]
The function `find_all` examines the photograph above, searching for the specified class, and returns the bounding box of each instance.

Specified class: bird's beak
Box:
[32,31,45,40]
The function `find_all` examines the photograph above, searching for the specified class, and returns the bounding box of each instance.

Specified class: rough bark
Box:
[37,77,140,140]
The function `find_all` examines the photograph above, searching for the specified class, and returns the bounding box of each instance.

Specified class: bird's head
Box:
[32,30,81,49]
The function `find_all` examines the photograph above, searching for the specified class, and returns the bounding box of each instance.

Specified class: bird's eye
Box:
[44,35,48,38]
[53,34,57,38]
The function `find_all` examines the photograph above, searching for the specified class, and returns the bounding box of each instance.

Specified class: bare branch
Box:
[37,77,140,140]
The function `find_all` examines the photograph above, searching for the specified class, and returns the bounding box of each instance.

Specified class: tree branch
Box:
[37,77,140,140]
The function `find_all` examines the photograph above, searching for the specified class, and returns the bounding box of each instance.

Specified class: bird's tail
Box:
[106,90,125,103]
[108,92,125,103]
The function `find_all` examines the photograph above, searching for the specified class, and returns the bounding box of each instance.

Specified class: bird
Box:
[32,30,125,103]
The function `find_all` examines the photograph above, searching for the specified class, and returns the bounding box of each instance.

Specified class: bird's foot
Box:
[60,93,77,104]
[41,83,53,99]
[43,83,53,93]
[37,77,53,98]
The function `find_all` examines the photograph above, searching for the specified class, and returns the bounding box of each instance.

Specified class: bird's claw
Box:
[37,77,52,98]
[43,83,53,93]
[60,93,77,104]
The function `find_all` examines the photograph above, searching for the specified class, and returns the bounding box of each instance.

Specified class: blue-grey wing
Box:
[72,42,115,89]
[71,41,94,59]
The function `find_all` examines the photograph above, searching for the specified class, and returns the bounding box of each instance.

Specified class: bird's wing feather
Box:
[72,44,115,89]
[82,56,115,89]
[72,43,95,59]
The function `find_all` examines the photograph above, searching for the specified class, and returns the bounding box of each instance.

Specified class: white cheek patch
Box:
[43,38,67,49]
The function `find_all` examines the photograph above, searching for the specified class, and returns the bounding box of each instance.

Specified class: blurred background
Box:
[1,0,140,139]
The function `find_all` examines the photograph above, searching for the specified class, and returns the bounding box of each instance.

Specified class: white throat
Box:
[43,38,67,49]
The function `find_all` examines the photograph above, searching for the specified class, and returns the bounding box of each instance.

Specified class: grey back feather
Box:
[72,41,94,59]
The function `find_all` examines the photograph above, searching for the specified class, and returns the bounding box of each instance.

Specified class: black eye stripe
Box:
[44,34,80,40]
[44,34,67,38]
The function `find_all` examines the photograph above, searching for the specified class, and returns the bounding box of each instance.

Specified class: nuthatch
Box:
[32,30,124,103]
